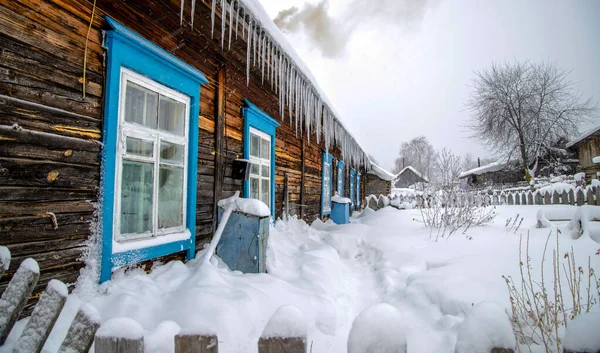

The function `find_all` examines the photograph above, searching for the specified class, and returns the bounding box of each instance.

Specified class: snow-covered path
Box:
[2,205,599,353]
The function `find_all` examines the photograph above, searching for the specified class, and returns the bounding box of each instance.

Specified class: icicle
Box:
[261,32,265,84]
[180,0,185,26]
[288,67,293,121]
[221,0,227,49]
[236,6,240,40]
[228,0,234,50]
[242,11,246,40]
[246,20,252,86]
[211,0,216,38]
[191,0,197,29]
[253,24,257,67]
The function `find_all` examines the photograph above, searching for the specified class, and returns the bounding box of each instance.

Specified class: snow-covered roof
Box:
[459,161,506,179]
[566,124,600,148]
[184,0,370,169]
[395,166,429,183]
[368,162,396,181]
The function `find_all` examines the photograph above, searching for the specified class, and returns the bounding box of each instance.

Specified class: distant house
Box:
[458,161,523,189]
[393,166,428,188]
[566,125,600,180]
[365,163,394,196]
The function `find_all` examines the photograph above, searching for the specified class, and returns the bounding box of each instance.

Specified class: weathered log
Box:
[57,304,100,353]
[576,189,585,206]
[586,188,594,205]
[175,334,219,353]
[553,191,561,205]
[562,190,569,205]
[569,189,575,205]
[544,191,551,205]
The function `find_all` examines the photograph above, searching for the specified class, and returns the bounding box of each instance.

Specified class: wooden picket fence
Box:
[470,185,600,207]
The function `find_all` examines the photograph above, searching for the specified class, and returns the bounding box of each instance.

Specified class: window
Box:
[337,160,345,197]
[249,128,271,207]
[349,168,355,209]
[115,69,189,241]
[322,152,333,216]
[243,100,280,216]
[101,17,208,283]
[356,173,361,208]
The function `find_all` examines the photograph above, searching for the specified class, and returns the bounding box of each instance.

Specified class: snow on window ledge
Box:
[112,229,192,254]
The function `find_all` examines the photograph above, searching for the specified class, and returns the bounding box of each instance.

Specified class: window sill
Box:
[112,229,192,254]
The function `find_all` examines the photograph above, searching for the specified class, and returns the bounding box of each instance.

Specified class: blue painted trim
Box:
[349,168,356,210]
[321,151,334,218]
[111,239,193,269]
[100,17,207,283]
[337,160,345,197]
[242,99,280,218]
[356,173,361,207]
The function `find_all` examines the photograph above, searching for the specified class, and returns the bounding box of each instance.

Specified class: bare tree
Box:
[393,136,436,180]
[467,61,596,182]
[436,148,461,186]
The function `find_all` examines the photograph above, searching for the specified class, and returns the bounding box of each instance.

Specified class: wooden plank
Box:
[175,334,219,353]
[0,157,99,188]
[213,65,226,233]
[258,337,306,353]
[300,138,306,219]
[57,304,100,353]
[95,334,144,353]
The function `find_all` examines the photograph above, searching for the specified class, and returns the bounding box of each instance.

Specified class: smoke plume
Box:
[274,0,437,58]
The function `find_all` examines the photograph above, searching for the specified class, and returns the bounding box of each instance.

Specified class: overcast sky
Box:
[258,0,600,171]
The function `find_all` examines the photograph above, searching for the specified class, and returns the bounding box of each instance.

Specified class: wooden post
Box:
[515,192,521,205]
[562,190,569,205]
[552,191,560,205]
[507,193,514,205]
[491,349,514,353]
[14,280,68,353]
[586,188,594,205]
[0,258,40,344]
[213,65,226,233]
[95,336,144,353]
[284,173,289,220]
[300,138,306,219]
[259,305,306,353]
[527,191,533,205]
[596,187,600,206]
[57,304,100,353]
[258,337,306,353]
[576,189,585,206]
[0,246,10,280]
[568,189,575,205]
[544,191,551,205]
[175,334,219,353]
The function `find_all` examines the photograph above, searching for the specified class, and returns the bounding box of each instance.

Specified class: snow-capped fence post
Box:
[569,189,575,205]
[95,318,144,353]
[586,188,594,205]
[576,188,585,206]
[544,191,551,205]
[552,191,560,205]
[527,191,533,205]
[0,258,40,344]
[507,193,514,205]
[13,280,68,353]
[534,192,543,205]
[57,304,100,353]
[562,190,569,205]
[0,246,10,279]
[175,333,219,353]
[258,305,307,353]
[596,187,600,206]
[515,192,521,205]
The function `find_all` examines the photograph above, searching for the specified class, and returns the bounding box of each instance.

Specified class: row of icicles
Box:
[180,0,371,170]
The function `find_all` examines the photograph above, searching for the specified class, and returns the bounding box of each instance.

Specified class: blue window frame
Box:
[100,18,208,283]
[350,168,356,209]
[337,160,345,197]
[356,172,361,208]
[242,99,280,218]
[321,152,334,217]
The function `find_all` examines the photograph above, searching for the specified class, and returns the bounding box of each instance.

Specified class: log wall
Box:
[365,174,391,197]
[0,0,367,309]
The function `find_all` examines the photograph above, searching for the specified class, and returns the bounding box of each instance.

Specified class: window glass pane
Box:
[125,81,158,129]
[261,165,269,177]
[261,179,270,206]
[120,160,154,235]
[160,141,184,164]
[126,137,153,157]
[250,177,259,199]
[159,95,186,136]
[250,134,260,158]
[158,166,184,229]
[260,138,270,160]
[250,163,260,176]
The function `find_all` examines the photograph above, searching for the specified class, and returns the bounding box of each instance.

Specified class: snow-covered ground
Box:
[2,206,599,353]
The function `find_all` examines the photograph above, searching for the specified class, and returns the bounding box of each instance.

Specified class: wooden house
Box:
[458,161,522,189]
[0,0,372,305]
[365,163,393,196]
[392,166,428,188]
[567,125,600,180]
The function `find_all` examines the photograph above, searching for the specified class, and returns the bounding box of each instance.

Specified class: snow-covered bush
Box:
[418,189,496,241]
[503,232,600,353]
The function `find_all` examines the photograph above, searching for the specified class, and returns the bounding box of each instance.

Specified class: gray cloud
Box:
[274,0,438,58]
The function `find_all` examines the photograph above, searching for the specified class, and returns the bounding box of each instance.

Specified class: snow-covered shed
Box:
[458,161,522,188]
[0,0,374,300]
[365,163,394,196]
[392,166,429,188]
[567,124,600,180]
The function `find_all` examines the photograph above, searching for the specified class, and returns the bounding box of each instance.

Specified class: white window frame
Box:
[113,68,190,243]
[249,127,272,209]
[323,160,332,212]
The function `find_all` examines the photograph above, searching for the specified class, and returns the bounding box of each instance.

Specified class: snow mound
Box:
[332,193,351,204]
[261,305,307,339]
[563,312,600,352]
[48,279,68,298]
[217,195,269,217]
[145,321,182,353]
[455,302,515,353]
[347,303,407,353]
[575,172,586,181]
[0,246,10,270]
[80,303,101,324]
[19,258,39,274]
[96,317,144,339]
